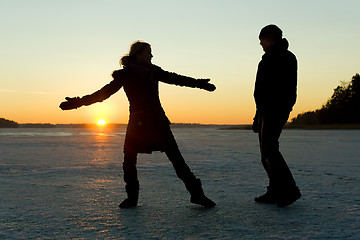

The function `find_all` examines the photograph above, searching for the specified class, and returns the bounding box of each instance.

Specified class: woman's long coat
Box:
[81,65,200,153]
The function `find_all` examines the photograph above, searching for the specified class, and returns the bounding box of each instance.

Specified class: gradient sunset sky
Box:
[1,0,359,124]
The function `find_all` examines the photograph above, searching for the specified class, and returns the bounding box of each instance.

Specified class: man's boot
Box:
[119,181,139,208]
[185,179,216,208]
[277,186,301,207]
[254,186,278,204]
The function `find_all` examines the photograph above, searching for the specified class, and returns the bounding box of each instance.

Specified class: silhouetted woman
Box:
[60,41,216,208]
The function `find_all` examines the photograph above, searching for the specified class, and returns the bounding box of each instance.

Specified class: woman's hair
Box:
[259,24,283,42]
[120,41,151,66]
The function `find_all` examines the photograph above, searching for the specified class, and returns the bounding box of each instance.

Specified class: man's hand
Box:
[252,113,259,133]
[59,97,83,110]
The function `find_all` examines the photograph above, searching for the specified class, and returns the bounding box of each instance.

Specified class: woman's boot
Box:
[186,179,216,208]
[119,180,139,208]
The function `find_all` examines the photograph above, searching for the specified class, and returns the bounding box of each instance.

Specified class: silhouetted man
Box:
[253,25,301,207]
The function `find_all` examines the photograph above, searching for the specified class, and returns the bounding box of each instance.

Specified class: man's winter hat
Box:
[259,24,283,41]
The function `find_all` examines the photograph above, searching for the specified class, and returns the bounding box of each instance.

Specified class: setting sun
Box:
[97,119,106,126]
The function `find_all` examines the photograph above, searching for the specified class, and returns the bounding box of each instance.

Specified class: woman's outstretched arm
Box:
[59,72,124,110]
[155,66,216,92]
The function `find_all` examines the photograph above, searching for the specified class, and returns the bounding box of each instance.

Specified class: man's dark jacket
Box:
[254,38,297,117]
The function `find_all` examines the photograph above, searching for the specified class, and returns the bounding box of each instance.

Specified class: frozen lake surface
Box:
[1,126,359,239]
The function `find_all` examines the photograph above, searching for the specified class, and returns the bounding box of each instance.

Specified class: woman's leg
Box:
[119,150,139,208]
[164,138,216,208]
[165,144,197,183]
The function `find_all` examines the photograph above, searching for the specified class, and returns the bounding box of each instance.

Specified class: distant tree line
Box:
[291,73,360,125]
[0,118,18,128]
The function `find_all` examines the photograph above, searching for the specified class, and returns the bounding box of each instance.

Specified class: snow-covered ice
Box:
[1,126,359,239]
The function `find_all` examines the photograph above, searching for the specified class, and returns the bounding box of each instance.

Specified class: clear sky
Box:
[1,0,359,124]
